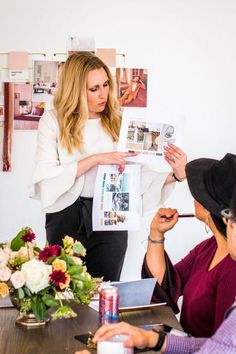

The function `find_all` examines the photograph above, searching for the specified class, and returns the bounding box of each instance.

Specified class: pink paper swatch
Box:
[8,52,28,70]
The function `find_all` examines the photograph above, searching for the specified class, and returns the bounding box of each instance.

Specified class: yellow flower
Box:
[59,273,71,290]
[52,259,67,272]
[65,247,74,256]
[63,236,74,248]
[0,282,9,297]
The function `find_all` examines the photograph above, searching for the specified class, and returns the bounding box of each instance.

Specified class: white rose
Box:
[10,271,26,289]
[21,259,52,294]
[0,266,11,281]
[0,249,9,268]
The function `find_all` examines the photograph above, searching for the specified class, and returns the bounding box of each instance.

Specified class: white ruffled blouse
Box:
[29,110,172,214]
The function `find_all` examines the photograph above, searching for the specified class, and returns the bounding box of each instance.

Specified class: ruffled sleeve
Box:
[29,111,84,213]
[141,165,174,215]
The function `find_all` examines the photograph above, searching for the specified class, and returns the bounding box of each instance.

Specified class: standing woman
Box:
[30,52,186,281]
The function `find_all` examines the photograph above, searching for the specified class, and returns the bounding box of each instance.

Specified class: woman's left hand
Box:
[164,144,187,181]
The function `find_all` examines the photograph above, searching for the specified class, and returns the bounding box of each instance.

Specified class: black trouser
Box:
[45,197,128,281]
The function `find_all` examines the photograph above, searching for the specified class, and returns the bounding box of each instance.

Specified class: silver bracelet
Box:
[148,236,165,244]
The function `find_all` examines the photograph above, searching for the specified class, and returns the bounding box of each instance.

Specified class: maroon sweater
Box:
[142,236,236,337]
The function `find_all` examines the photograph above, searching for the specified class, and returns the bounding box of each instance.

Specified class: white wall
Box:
[0,0,236,280]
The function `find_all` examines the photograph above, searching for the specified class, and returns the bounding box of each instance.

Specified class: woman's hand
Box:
[150,208,179,235]
[164,144,187,181]
[93,322,159,350]
[74,351,91,354]
[94,151,138,173]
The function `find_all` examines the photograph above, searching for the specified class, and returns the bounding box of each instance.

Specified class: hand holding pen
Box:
[150,208,195,234]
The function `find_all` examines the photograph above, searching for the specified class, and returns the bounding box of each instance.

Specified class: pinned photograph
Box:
[13,83,44,130]
[33,61,64,103]
[67,36,95,55]
[117,68,148,107]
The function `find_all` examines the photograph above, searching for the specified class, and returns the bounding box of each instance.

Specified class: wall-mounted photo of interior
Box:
[33,60,64,103]
[13,83,45,130]
[116,67,148,107]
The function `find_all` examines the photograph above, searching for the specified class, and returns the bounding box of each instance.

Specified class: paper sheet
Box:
[118,109,181,170]
[92,165,141,231]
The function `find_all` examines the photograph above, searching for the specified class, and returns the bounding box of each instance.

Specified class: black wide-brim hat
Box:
[185,153,236,217]
[230,186,236,213]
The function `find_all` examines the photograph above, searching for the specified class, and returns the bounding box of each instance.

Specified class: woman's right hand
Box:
[150,208,179,234]
[93,322,160,350]
[94,151,138,173]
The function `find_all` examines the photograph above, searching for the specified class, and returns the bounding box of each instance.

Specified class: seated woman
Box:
[142,153,236,337]
[75,173,236,354]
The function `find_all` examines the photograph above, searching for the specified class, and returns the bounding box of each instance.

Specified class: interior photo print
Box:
[125,120,176,156]
[13,83,45,130]
[116,67,148,107]
[33,60,64,103]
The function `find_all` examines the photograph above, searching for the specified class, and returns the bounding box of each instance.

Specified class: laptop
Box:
[111,278,165,312]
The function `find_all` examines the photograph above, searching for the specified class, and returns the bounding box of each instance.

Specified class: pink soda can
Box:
[99,285,119,324]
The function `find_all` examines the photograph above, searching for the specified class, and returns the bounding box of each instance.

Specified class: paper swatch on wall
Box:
[96,48,116,67]
[8,52,29,81]
[116,67,148,108]
[67,36,95,55]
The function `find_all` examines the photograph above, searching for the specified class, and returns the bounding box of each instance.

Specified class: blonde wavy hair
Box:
[53,52,121,154]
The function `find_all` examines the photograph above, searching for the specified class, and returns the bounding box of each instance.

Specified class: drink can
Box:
[99,285,119,324]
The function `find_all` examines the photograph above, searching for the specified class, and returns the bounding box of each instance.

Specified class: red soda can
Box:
[99,285,119,324]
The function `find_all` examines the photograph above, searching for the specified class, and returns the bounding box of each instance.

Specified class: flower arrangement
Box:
[0,227,101,321]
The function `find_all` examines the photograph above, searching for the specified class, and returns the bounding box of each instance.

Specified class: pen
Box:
[178,213,195,218]
[161,213,195,220]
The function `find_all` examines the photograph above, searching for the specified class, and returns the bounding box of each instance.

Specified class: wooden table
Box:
[0,303,182,354]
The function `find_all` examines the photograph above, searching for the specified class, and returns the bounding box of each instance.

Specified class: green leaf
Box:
[46,256,57,265]
[73,243,85,255]
[70,273,86,281]
[65,255,76,266]
[37,301,46,321]
[42,294,59,308]
[67,265,83,276]
[23,287,31,297]
[10,229,27,251]
[18,288,25,300]
[31,296,46,321]
[60,248,66,257]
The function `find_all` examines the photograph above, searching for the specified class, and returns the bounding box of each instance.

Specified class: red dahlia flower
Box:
[21,230,36,243]
[39,245,61,262]
[50,270,66,288]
